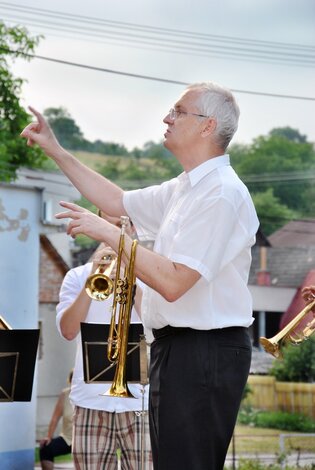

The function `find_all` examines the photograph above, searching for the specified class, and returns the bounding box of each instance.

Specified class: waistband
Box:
[152,325,246,340]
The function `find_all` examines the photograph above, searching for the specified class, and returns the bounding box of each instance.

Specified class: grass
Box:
[228,424,315,454]
[35,425,315,463]
[72,150,112,169]
[40,150,113,173]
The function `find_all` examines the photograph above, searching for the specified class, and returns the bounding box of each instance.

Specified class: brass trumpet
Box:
[85,254,116,301]
[0,315,12,330]
[259,299,315,358]
[102,215,138,398]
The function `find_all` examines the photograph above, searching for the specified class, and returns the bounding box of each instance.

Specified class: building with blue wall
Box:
[0,169,79,469]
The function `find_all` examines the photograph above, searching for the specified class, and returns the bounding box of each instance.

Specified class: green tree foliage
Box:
[230,128,315,235]
[269,336,315,383]
[96,140,182,186]
[0,21,47,181]
[97,157,123,179]
[230,130,315,213]
[97,157,169,186]
[44,106,129,155]
[251,188,295,236]
[141,140,182,178]
[270,126,307,143]
[44,107,86,150]
[72,197,98,248]
[92,139,128,156]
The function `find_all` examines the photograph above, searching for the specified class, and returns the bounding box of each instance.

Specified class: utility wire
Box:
[1,3,314,67]
[2,46,315,101]
[1,2,314,52]
[243,171,315,183]
[4,18,313,68]
[2,12,314,63]
[1,160,314,185]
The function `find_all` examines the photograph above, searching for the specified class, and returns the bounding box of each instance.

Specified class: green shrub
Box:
[238,408,315,432]
[224,459,315,469]
[270,337,315,383]
[256,411,315,432]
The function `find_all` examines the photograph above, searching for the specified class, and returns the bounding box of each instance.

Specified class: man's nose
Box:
[163,112,172,124]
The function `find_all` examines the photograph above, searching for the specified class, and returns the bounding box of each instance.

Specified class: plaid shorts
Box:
[72,405,153,470]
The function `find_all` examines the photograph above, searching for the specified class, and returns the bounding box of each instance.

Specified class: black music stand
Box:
[0,329,40,402]
[81,323,145,383]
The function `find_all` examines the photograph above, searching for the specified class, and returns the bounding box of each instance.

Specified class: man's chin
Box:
[163,138,170,150]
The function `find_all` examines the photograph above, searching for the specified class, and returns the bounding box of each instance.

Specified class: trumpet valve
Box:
[289,332,304,345]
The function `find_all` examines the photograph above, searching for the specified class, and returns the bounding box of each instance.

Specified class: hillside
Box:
[72,150,118,171]
[41,149,129,172]
[40,149,175,190]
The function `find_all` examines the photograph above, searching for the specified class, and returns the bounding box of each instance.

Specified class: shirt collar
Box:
[187,154,230,187]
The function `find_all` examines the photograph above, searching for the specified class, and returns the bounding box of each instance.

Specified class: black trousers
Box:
[149,326,251,470]
[40,436,71,462]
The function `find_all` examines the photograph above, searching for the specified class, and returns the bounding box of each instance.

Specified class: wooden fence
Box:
[243,375,315,418]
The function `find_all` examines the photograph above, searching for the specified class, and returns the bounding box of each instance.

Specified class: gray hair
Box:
[186,82,240,150]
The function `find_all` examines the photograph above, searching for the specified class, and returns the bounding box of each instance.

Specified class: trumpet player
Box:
[56,213,152,470]
[21,81,259,470]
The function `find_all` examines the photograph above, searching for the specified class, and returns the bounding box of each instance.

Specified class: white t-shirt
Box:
[56,262,149,412]
[123,154,259,330]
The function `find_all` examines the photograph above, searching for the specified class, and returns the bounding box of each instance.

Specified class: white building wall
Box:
[0,169,80,469]
[37,303,76,440]
[0,185,41,470]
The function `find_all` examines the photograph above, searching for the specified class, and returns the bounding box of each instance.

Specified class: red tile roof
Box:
[280,269,315,333]
[269,219,315,247]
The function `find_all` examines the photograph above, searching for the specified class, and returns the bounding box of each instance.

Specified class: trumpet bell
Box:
[259,300,315,358]
[259,337,281,358]
[85,274,114,301]
[85,255,116,301]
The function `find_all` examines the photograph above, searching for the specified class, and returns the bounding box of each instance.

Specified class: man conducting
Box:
[21,81,259,470]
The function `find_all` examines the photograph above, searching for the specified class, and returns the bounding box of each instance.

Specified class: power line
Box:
[1,2,314,67]
[2,46,315,101]
[2,12,314,64]
[1,2,314,52]
[4,19,313,69]
[243,171,315,183]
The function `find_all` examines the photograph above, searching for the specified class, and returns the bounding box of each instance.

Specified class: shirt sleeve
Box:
[56,267,85,336]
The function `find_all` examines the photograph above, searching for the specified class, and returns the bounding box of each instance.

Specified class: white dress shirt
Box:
[56,262,149,412]
[123,154,259,330]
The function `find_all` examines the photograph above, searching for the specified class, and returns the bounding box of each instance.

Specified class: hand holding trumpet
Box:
[91,245,117,277]
[302,285,315,313]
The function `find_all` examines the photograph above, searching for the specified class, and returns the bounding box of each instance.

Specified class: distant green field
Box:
[41,149,165,190]
[41,150,132,172]
[40,150,110,172]
[72,150,114,170]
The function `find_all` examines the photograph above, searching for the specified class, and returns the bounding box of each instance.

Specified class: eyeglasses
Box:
[168,107,208,121]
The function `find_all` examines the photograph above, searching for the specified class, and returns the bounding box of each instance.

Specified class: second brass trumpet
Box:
[85,255,116,301]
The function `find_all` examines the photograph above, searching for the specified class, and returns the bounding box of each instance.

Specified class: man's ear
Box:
[201,118,217,137]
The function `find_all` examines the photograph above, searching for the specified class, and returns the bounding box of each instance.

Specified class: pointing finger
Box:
[28,106,46,125]
[55,210,81,220]
[59,200,85,212]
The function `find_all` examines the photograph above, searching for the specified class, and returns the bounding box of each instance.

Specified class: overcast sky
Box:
[2,0,315,150]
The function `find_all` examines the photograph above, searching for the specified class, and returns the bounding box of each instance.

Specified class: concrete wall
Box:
[0,185,41,470]
[37,302,76,440]
[0,169,79,469]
